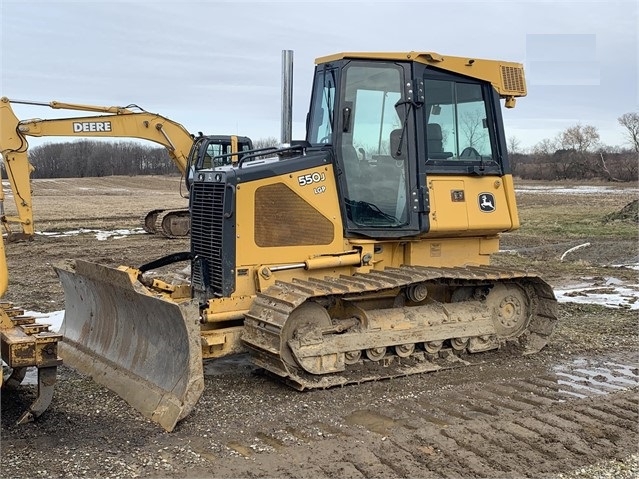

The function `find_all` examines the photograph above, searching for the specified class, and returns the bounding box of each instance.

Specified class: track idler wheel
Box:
[365,347,386,361]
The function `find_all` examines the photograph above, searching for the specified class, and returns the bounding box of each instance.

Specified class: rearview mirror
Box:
[390,129,406,161]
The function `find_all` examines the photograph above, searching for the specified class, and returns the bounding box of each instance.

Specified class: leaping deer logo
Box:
[479,193,495,212]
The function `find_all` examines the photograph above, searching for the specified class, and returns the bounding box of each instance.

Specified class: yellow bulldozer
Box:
[0,97,253,239]
[55,50,557,431]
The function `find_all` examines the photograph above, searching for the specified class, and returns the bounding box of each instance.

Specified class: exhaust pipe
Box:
[280,50,294,146]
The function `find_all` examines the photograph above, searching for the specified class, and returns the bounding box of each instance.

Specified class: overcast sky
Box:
[1,0,637,151]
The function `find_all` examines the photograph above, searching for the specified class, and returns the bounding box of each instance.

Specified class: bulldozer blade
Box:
[54,259,204,432]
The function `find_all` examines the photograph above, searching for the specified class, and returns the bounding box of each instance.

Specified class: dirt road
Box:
[1,177,638,478]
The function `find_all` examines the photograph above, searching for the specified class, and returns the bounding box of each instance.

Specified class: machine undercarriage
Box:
[243,265,557,389]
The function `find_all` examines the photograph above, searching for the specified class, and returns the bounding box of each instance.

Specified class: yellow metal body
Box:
[192,52,527,359]
[0,97,198,238]
[198,169,519,359]
[316,51,527,106]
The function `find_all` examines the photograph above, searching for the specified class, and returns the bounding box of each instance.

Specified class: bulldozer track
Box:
[205,351,638,478]
[242,265,558,390]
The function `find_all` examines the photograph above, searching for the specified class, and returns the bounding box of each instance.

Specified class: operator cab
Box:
[306,54,511,239]
[186,135,254,188]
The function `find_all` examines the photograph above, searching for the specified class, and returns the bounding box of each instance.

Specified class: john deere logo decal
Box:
[478,193,496,212]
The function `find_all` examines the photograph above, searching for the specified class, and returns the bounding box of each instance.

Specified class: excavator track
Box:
[242,265,557,390]
[142,209,165,234]
[153,208,190,238]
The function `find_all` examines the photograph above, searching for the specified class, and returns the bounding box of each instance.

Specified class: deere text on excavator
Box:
[55,50,557,432]
[0,97,253,239]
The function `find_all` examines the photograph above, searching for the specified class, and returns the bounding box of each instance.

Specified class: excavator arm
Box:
[0,97,196,239]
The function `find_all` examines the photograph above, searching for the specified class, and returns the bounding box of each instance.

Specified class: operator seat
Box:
[427,123,453,159]
[342,143,369,202]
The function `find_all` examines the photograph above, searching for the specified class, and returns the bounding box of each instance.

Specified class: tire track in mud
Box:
[217,352,638,478]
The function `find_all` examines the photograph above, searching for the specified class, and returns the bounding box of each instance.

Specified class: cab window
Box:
[341,63,409,227]
[424,79,495,162]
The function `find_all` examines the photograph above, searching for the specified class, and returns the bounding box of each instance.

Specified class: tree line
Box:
[508,113,638,182]
[14,137,281,179]
[3,113,638,181]
[26,140,176,178]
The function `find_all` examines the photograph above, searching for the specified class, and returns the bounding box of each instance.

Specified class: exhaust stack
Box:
[280,50,294,146]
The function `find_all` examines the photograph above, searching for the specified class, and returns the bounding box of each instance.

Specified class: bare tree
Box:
[460,110,487,150]
[252,137,279,150]
[507,136,522,154]
[507,136,523,175]
[618,112,639,154]
[559,124,600,152]
[528,138,558,179]
[554,124,600,179]
[28,141,174,178]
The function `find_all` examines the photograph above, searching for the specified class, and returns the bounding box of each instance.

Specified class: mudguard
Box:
[54,259,204,432]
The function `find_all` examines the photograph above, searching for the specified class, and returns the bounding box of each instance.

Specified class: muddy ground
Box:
[1,176,638,478]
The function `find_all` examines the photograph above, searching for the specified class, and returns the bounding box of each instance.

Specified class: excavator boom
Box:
[0,97,253,238]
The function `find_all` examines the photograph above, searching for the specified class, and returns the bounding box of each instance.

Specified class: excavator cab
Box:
[186,134,254,186]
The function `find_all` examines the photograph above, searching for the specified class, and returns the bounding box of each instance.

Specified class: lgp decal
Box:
[478,193,496,212]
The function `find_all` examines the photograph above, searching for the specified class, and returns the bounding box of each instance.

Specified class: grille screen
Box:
[255,183,334,247]
[500,65,526,95]
[190,182,226,296]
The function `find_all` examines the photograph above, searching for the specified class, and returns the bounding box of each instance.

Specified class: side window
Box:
[456,83,492,157]
[308,69,336,144]
[424,79,495,161]
[205,143,225,168]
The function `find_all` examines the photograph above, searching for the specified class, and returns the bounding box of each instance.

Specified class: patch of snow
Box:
[516,185,637,195]
[614,263,639,271]
[554,276,639,310]
[30,310,65,332]
[36,228,146,240]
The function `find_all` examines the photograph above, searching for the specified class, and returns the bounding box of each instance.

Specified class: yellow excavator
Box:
[1,187,62,424]
[55,50,558,431]
[0,96,253,239]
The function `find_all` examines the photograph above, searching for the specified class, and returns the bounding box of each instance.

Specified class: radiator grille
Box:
[190,181,227,297]
[500,65,526,95]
